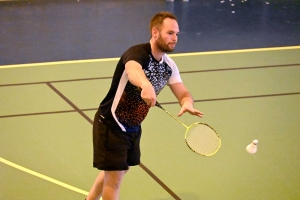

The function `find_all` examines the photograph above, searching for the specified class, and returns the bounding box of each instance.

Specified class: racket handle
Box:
[135,86,162,109]
[155,101,163,109]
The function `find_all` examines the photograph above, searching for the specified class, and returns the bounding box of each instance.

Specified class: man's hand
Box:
[140,85,156,106]
[177,102,204,118]
[125,61,156,106]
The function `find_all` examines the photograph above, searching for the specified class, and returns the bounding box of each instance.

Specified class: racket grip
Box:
[136,86,162,109]
[155,101,163,109]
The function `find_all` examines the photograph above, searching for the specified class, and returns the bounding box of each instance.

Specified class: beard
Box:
[156,34,176,53]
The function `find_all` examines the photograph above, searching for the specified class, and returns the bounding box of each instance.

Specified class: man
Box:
[87,11,203,200]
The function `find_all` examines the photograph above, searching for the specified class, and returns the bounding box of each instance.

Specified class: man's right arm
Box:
[125,60,156,106]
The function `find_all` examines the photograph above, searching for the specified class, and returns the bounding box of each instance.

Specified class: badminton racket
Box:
[155,102,221,156]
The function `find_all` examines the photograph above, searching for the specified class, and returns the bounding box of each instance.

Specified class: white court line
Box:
[169,45,300,57]
[0,157,92,197]
[1,46,299,69]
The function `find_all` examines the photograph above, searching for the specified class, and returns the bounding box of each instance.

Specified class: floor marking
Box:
[0,92,299,119]
[0,57,119,69]
[46,82,180,199]
[1,62,299,88]
[46,82,93,124]
[0,157,89,196]
[169,45,300,57]
[139,163,181,200]
[1,46,299,69]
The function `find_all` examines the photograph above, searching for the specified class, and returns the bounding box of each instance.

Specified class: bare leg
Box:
[102,170,126,200]
[87,169,129,200]
[86,171,105,200]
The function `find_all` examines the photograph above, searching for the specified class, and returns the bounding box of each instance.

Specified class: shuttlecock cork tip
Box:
[246,139,258,154]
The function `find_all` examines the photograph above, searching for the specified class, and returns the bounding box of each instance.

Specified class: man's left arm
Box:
[169,82,203,118]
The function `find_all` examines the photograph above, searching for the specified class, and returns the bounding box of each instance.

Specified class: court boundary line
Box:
[0,76,113,87]
[0,110,76,118]
[45,83,182,200]
[46,82,93,124]
[1,62,299,87]
[0,157,89,196]
[0,83,182,199]
[180,63,300,74]
[1,92,299,119]
[1,46,299,69]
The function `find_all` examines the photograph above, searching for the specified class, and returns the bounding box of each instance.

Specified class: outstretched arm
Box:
[125,60,156,106]
[169,82,203,118]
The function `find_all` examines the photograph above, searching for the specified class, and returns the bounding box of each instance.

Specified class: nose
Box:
[173,34,177,42]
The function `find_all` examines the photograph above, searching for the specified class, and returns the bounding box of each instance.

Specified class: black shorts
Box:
[92,110,141,171]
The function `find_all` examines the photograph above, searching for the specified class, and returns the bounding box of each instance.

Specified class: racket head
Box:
[185,122,221,156]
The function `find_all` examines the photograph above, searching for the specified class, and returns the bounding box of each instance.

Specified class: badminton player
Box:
[86,11,203,200]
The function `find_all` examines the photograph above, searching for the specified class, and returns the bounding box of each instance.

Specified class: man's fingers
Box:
[142,98,156,106]
[178,108,204,118]
[177,107,186,117]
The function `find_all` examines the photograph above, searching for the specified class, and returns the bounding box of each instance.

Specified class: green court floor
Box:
[1,47,300,200]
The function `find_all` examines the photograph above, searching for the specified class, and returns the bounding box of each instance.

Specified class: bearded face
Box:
[156,32,176,53]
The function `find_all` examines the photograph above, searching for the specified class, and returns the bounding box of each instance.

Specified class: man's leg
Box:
[102,170,127,200]
[87,169,128,200]
[86,171,105,200]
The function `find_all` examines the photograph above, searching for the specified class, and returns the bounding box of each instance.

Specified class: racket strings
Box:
[185,124,220,156]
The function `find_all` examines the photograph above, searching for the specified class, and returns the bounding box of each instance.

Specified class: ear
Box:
[152,27,159,39]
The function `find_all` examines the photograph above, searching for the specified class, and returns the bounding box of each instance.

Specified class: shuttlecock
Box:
[246,139,258,153]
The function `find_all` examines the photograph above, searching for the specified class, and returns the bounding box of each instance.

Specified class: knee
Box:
[104,170,127,183]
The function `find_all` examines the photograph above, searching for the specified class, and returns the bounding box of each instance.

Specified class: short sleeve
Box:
[164,55,182,85]
[122,44,149,69]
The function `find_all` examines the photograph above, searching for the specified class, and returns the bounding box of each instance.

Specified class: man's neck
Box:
[150,39,164,62]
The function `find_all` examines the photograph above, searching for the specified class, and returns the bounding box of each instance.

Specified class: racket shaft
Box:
[155,102,188,128]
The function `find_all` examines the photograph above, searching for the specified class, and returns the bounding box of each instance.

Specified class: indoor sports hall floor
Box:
[1,1,300,200]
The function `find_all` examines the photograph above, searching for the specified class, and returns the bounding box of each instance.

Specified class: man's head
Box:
[150,11,179,52]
